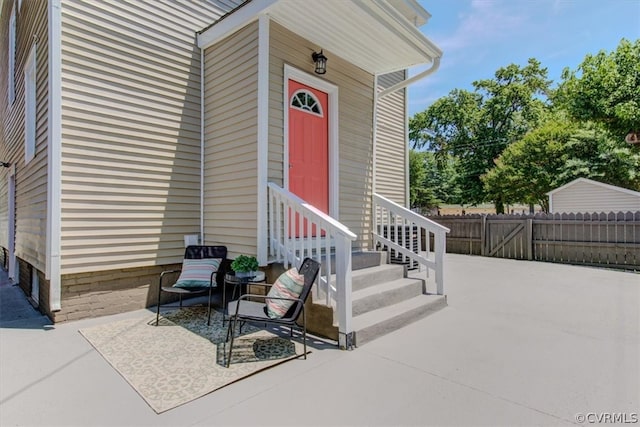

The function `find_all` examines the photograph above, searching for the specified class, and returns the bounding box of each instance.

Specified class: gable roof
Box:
[197,0,442,75]
[547,178,640,198]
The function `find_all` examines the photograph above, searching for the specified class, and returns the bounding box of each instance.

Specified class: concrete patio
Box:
[1,254,638,426]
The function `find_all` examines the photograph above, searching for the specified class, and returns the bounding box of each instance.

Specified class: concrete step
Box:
[305,250,447,347]
[352,263,406,291]
[352,277,423,316]
[352,294,447,347]
[321,251,385,273]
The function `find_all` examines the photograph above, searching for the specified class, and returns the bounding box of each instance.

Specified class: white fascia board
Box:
[197,0,278,49]
[404,0,432,25]
[388,0,431,27]
[370,0,442,58]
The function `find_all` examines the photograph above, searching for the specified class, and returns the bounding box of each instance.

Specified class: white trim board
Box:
[283,65,339,220]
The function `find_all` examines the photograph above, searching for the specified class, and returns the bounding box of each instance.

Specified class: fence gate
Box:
[429,212,639,271]
[484,217,532,260]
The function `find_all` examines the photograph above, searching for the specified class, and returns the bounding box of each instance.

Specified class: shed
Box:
[547,178,640,213]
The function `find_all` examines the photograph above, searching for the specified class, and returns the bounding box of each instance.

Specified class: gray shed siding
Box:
[549,179,640,213]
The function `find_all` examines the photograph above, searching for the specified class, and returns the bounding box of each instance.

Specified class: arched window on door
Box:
[290,90,323,116]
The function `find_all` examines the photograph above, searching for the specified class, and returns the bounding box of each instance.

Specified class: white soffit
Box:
[198,0,442,75]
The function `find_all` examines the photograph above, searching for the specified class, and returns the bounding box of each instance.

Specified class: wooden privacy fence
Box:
[428,212,640,271]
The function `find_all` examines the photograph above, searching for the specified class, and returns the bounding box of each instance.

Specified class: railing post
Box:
[434,230,446,295]
[335,235,353,349]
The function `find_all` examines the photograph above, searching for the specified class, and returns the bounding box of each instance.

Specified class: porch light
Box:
[312,50,327,75]
[0,161,10,168]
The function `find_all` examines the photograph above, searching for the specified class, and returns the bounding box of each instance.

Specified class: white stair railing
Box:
[268,183,357,349]
[373,194,450,294]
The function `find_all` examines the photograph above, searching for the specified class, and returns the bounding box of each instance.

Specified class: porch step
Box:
[315,263,409,308]
[352,294,447,347]
[306,250,447,347]
[352,277,423,316]
[321,251,386,273]
[352,263,406,291]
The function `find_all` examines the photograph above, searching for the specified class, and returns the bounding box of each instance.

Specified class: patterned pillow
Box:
[173,258,221,288]
[265,268,305,318]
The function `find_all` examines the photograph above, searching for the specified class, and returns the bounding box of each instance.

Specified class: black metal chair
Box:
[225,257,321,367]
[155,245,227,326]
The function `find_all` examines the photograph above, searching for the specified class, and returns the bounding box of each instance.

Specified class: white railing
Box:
[268,183,357,349]
[373,194,450,294]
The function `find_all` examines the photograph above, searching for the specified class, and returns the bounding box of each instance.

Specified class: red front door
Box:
[288,79,329,213]
[288,79,329,236]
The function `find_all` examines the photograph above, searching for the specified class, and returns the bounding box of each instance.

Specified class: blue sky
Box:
[409,0,640,116]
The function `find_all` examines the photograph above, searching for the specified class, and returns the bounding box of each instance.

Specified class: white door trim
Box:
[283,65,339,218]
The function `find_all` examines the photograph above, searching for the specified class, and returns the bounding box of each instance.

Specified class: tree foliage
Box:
[482,119,570,212]
[555,39,640,139]
[482,120,640,212]
[410,59,551,211]
[409,41,640,214]
[409,150,461,210]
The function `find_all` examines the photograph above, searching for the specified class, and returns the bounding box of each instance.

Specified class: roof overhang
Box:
[197,0,442,75]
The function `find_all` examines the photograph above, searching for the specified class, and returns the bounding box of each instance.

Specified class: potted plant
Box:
[231,255,259,278]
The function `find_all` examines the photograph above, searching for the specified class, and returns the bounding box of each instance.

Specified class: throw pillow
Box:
[265,268,305,318]
[173,258,221,288]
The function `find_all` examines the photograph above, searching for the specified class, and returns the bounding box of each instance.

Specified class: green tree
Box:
[482,119,574,212]
[409,150,461,210]
[558,124,640,189]
[482,120,640,212]
[409,150,434,209]
[555,39,640,139]
[424,152,462,205]
[410,59,551,212]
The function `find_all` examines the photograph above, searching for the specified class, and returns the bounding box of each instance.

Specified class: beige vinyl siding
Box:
[269,22,375,249]
[0,0,48,272]
[58,0,233,274]
[550,180,640,213]
[0,0,15,254]
[202,22,259,258]
[375,71,407,206]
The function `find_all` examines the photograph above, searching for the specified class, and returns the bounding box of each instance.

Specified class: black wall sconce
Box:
[1,161,10,168]
[312,50,327,75]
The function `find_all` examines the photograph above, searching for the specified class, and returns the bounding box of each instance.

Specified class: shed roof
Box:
[547,178,640,198]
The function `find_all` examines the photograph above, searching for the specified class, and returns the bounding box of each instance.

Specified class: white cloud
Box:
[434,0,532,57]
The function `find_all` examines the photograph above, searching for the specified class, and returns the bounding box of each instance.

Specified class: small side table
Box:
[223,271,266,322]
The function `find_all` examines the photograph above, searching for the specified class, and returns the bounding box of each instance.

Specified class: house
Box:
[548,178,640,214]
[1,0,447,346]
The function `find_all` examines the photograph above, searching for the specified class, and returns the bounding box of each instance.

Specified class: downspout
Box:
[46,0,62,311]
[373,56,440,213]
[403,68,410,208]
[377,56,441,99]
[372,77,379,198]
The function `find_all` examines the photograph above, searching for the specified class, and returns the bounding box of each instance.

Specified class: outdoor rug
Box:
[79,308,306,413]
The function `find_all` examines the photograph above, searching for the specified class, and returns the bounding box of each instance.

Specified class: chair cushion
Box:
[173,258,221,288]
[265,268,305,318]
